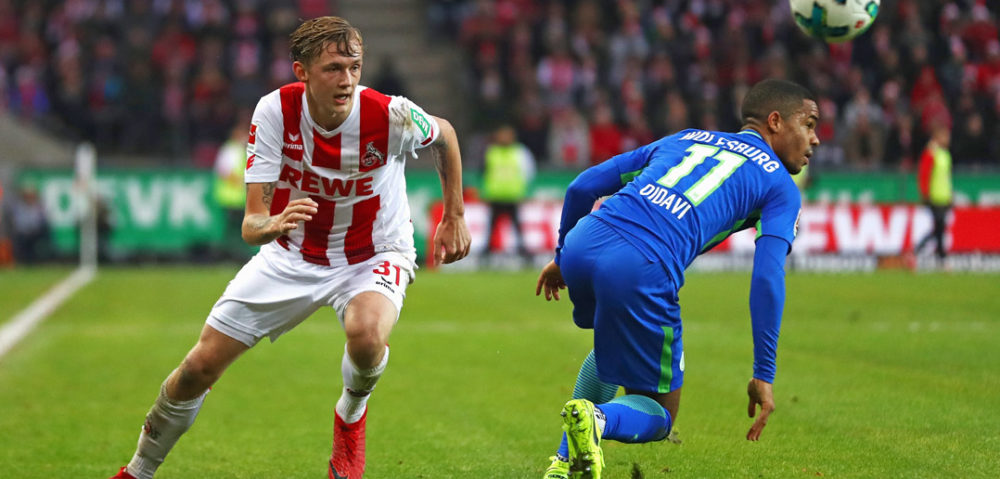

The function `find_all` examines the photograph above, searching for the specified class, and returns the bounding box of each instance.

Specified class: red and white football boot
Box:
[109,466,137,479]
[328,409,367,479]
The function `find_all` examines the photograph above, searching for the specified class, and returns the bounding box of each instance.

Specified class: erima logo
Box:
[375,278,394,290]
[283,131,304,151]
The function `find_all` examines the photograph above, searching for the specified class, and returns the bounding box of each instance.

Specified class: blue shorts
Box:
[559,216,684,394]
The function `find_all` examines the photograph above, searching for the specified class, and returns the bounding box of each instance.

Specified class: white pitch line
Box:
[0,266,96,360]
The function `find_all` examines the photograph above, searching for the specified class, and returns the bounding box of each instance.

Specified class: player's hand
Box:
[275,198,318,234]
[433,213,471,265]
[535,260,566,301]
[746,378,774,441]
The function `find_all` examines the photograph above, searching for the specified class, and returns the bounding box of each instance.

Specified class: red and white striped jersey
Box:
[245,82,439,268]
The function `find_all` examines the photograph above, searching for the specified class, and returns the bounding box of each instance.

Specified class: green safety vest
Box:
[214,140,247,208]
[481,144,528,202]
[929,145,952,206]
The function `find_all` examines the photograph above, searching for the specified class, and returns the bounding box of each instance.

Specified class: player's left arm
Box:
[745,182,800,441]
[428,115,471,265]
[746,233,788,440]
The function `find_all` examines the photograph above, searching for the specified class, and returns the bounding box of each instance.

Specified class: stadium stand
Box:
[431,0,1000,171]
[0,0,996,171]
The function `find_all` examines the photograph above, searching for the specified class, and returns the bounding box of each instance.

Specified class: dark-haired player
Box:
[537,79,819,478]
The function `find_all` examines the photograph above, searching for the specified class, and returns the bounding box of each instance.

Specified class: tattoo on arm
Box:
[243,182,277,241]
[246,215,272,234]
[261,182,275,210]
[430,138,449,181]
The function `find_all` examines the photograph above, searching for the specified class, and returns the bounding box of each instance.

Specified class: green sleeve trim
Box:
[620,168,644,185]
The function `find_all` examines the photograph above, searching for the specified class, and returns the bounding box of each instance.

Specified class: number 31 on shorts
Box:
[372,261,403,286]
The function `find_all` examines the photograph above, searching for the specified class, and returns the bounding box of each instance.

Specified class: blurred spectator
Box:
[588,101,623,165]
[512,87,549,160]
[480,124,535,260]
[841,88,887,170]
[951,111,991,166]
[547,107,589,169]
[213,118,250,260]
[915,123,953,264]
[4,185,51,265]
[95,195,115,264]
[371,56,408,97]
[884,112,918,170]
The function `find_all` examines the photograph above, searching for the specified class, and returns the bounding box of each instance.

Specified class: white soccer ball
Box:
[790,0,880,43]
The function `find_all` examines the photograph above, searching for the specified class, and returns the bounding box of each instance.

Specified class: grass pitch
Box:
[1,266,998,478]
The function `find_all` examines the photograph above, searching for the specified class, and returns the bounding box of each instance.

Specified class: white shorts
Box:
[206,245,415,347]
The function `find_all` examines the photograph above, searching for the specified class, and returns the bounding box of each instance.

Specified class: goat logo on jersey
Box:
[361,141,386,169]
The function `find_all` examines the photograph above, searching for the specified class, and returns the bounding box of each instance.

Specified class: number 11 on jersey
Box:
[657,144,747,206]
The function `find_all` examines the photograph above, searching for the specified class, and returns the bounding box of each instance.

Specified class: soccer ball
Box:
[790,0,880,43]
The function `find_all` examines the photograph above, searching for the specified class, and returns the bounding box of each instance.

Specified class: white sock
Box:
[594,407,607,436]
[126,379,208,479]
[335,346,389,423]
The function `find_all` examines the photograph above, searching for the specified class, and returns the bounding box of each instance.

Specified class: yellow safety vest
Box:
[929,146,952,206]
[214,140,247,209]
[481,144,528,202]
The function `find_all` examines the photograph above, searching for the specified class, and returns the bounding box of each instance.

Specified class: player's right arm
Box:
[241,182,317,246]
[239,92,318,246]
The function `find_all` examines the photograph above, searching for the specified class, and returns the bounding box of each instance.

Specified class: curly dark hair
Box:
[741,79,816,125]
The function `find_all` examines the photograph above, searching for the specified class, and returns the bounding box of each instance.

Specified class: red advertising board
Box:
[427,201,1000,265]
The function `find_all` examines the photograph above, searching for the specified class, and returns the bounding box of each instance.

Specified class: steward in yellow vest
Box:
[915,124,952,262]
[481,125,536,261]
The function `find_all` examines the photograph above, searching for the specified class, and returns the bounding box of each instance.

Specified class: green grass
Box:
[0,266,74,321]
[1,268,999,478]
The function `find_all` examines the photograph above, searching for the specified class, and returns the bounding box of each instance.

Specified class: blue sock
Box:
[572,350,619,403]
[557,433,568,460]
[556,350,619,459]
[597,395,672,444]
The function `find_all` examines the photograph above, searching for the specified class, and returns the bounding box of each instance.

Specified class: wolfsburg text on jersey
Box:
[679,130,781,173]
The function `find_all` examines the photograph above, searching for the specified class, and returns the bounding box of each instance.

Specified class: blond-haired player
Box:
[110,16,470,479]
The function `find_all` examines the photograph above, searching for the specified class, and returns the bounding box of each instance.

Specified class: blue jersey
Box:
[555,128,801,383]
[560,129,800,286]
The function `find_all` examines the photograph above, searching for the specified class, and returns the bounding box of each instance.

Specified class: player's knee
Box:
[343,316,392,355]
[345,328,386,358]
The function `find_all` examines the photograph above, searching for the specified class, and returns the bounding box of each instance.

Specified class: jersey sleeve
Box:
[390,96,440,158]
[748,234,788,383]
[757,178,801,253]
[244,91,284,183]
[554,144,654,263]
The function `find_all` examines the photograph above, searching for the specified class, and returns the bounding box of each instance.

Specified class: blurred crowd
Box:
[431,0,1000,171]
[1,0,998,172]
[0,0,335,166]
